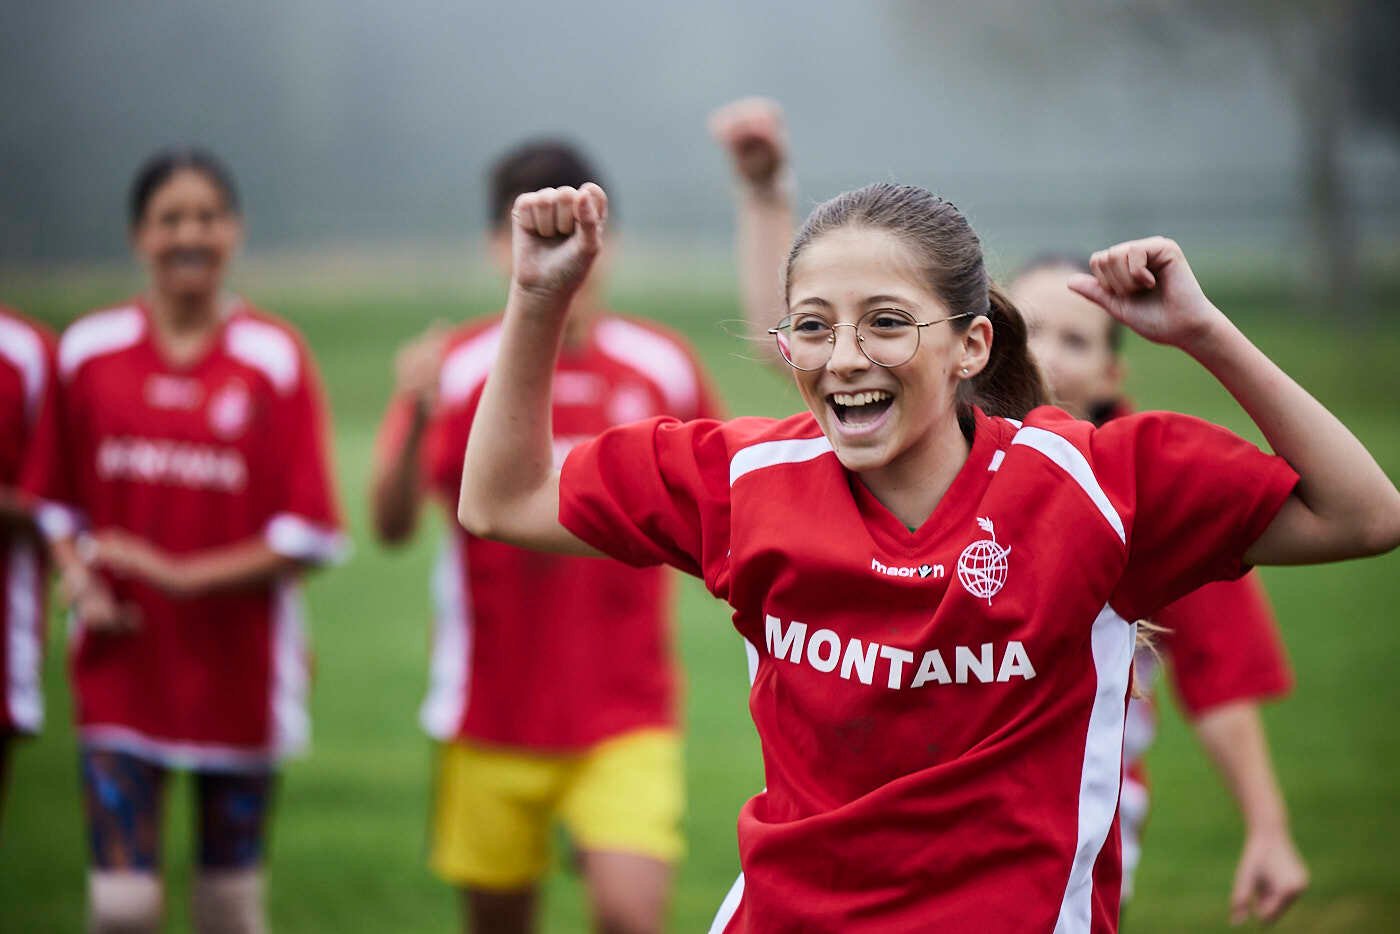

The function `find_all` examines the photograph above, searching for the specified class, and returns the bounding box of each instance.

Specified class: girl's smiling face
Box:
[786,225,991,479]
[131,168,242,303]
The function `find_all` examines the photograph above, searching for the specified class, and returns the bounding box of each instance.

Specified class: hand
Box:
[1067,237,1226,354]
[91,530,192,598]
[1229,825,1308,925]
[510,183,608,301]
[60,560,139,634]
[394,323,450,412]
[709,97,789,192]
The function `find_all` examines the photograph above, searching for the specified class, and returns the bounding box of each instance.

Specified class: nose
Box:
[825,322,869,376]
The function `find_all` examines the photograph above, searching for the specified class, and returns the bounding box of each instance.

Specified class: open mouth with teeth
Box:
[829,389,895,427]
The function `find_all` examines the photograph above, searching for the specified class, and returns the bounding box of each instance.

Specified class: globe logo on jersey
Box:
[208,380,252,440]
[956,516,1011,605]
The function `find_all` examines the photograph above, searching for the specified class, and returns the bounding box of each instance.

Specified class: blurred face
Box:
[785,226,990,477]
[131,169,241,302]
[490,219,612,314]
[1013,266,1122,419]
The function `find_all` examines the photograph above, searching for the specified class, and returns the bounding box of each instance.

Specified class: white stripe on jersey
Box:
[439,325,504,406]
[81,724,280,772]
[0,316,49,423]
[5,542,43,733]
[1118,775,1151,902]
[708,872,746,934]
[271,579,311,758]
[729,436,833,487]
[1011,425,1126,543]
[1053,604,1136,934]
[594,318,701,417]
[59,306,144,380]
[420,535,474,740]
[226,317,300,394]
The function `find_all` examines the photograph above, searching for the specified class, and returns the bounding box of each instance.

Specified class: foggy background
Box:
[2,1,1397,301]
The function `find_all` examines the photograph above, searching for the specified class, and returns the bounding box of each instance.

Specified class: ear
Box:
[958,314,994,377]
[488,226,512,275]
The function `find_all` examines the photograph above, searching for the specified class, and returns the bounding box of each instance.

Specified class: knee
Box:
[592,885,667,934]
[88,871,163,934]
[192,869,266,934]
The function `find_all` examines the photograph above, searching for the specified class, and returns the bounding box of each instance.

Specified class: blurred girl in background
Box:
[26,149,344,933]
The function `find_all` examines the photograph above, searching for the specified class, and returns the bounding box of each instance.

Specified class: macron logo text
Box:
[871,557,945,580]
[764,614,1035,690]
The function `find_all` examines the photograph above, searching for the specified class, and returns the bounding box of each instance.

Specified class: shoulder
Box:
[58,304,145,380]
[720,412,831,487]
[438,315,506,407]
[0,307,57,418]
[591,314,706,413]
[224,305,314,395]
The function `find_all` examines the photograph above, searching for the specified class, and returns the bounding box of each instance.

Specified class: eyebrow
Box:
[864,294,914,307]
[792,296,832,309]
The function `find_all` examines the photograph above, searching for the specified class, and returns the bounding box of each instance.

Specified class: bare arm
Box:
[92,529,309,599]
[710,97,796,368]
[1192,701,1308,923]
[1071,238,1400,565]
[457,184,607,556]
[369,325,449,544]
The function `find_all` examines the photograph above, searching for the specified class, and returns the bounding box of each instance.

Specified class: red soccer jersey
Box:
[26,300,344,770]
[0,307,57,735]
[559,405,1297,932]
[374,313,721,751]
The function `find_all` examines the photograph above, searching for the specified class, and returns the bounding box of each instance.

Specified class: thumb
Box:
[1229,860,1254,925]
[576,183,607,252]
[1066,274,1119,317]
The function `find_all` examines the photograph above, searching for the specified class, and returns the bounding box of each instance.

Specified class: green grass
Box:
[1,274,1398,932]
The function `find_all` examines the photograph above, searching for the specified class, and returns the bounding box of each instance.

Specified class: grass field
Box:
[1,269,1398,932]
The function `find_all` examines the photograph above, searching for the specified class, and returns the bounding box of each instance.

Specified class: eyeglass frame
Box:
[767,309,977,371]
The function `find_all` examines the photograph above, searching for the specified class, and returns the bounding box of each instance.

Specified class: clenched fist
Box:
[510,183,609,301]
[709,97,789,193]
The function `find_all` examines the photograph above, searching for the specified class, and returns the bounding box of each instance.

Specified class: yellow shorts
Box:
[428,728,684,891]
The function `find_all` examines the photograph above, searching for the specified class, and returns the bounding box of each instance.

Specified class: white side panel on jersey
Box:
[58,306,144,380]
[1053,604,1136,934]
[271,578,311,758]
[0,316,48,423]
[594,318,700,417]
[707,872,746,934]
[743,638,760,686]
[420,535,474,740]
[226,318,300,394]
[33,500,83,542]
[729,436,834,487]
[439,326,504,406]
[1118,775,1150,901]
[5,542,43,732]
[265,513,350,565]
[1011,425,1126,543]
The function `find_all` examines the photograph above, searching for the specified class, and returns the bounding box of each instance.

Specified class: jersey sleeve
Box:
[21,338,82,542]
[559,416,732,587]
[1157,572,1293,717]
[262,348,347,564]
[1096,411,1299,623]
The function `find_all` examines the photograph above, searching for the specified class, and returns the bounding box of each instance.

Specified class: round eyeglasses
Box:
[768,309,974,371]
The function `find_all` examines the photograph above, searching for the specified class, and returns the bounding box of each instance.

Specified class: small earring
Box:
[960,367,969,376]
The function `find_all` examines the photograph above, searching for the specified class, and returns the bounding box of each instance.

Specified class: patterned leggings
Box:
[80,747,276,871]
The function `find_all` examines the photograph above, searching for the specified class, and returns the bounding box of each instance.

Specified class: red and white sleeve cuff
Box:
[265,513,350,565]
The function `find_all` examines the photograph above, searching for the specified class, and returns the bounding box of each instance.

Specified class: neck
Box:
[147,289,225,335]
[858,410,973,530]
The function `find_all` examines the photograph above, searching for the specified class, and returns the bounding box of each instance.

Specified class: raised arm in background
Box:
[370,324,450,543]
[709,97,796,369]
[1072,238,1400,565]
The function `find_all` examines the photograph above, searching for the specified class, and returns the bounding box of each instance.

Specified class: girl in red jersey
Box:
[0,306,58,832]
[457,181,1399,933]
[1011,257,1308,923]
[26,150,344,933]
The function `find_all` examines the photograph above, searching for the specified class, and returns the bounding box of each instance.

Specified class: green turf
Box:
[1,273,1397,932]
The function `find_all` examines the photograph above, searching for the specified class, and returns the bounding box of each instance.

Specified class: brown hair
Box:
[785,183,1048,420]
[487,139,609,230]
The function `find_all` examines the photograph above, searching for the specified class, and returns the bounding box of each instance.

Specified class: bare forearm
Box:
[458,285,583,551]
[736,180,795,363]
[370,405,429,544]
[1186,316,1400,562]
[1193,701,1289,832]
[169,540,304,597]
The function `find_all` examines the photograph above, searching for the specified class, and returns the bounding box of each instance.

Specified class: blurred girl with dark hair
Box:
[26,148,344,933]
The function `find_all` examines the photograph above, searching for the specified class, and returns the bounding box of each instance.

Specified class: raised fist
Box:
[510,183,608,300]
[709,97,789,191]
[1068,237,1223,352]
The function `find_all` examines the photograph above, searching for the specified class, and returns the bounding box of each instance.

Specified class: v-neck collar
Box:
[851,408,1009,556]
[136,295,240,374]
